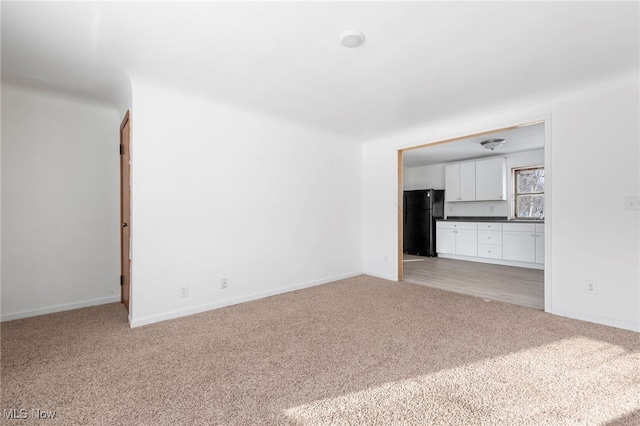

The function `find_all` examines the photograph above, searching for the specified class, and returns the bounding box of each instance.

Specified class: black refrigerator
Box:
[403,189,445,256]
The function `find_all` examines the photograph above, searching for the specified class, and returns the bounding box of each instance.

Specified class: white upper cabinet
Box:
[445,162,475,202]
[445,158,505,202]
[444,164,460,201]
[475,157,507,201]
[459,162,476,201]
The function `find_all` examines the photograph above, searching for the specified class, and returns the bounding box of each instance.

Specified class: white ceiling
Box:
[403,121,545,167]
[2,2,638,140]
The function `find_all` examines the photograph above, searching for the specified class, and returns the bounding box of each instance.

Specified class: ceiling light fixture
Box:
[480,139,506,151]
[340,30,365,48]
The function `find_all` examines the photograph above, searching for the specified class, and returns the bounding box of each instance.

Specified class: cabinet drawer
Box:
[436,221,455,229]
[535,224,544,233]
[478,244,502,259]
[503,223,536,233]
[436,221,477,231]
[478,231,502,245]
[478,223,502,231]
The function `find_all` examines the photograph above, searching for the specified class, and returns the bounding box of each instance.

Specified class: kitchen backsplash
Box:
[446,200,509,218]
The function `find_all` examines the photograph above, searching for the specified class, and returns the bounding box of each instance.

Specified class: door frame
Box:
[397,119,549,312]
[120,110,131,312]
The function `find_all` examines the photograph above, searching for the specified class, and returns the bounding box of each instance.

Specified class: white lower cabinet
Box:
[502,223,536,263]
[456,228,478,257]
[436,221,543,267]
[436,222,478,256]
[435,228,455,255]
[477,223,502,259]
[535,224,544,264]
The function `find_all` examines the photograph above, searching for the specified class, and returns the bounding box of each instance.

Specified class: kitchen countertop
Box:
[437,216,544,223]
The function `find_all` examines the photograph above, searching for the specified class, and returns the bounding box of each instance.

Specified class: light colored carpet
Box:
[1,275,639,425]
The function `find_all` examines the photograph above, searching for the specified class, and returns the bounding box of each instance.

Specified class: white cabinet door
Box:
[459,162,476,201]
[475,157,506,201]
[503,230,536,262]
[456,229,478,256]
[436,222,476,256]
[444,164,460,202]
[436,229,456,254]
[535,225,544,264]
[445,162,475,201]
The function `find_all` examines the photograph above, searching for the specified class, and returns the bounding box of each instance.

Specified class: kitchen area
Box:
[402,122,545,309]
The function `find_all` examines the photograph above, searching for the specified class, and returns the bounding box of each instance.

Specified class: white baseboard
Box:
[129,271,363,328]
[551,307,639,333]
[1,295,121,322]
[363,271,398,282]
[438,254,544,270]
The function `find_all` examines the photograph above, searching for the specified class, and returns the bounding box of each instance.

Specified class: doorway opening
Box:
[120,110,131,312]
[397,119,549,311]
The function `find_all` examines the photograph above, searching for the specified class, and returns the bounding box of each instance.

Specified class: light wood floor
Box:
[402,255,544,310]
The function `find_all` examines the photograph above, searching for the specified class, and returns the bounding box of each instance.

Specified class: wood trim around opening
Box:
[397,149,403,281]
[120,110,131,313]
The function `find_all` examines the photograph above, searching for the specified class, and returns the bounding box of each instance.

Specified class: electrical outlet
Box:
[221,278,228,290]
[624,196,640,211]
[585,280,597,294]
[180,285,189,298]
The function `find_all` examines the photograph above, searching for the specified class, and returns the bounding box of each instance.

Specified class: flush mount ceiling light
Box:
[340,30,365,48]
[480,138,506,151]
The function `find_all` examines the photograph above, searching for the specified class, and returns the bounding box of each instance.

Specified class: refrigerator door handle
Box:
[403,196,407,223]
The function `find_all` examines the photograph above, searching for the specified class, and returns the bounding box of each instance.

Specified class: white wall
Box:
[403,164,445,191]
[128,78,363,327]
[363,70,640,332]
[1,83,121,320]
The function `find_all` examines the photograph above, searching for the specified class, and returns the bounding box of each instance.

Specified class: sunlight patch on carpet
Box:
[284,337,640,425]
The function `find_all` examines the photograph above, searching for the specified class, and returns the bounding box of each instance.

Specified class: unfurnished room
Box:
[1,1,639,425]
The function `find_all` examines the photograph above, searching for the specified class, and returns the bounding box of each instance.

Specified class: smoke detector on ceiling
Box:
[340,30,365,48]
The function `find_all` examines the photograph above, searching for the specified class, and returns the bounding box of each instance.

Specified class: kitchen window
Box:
[513,166,544,219]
